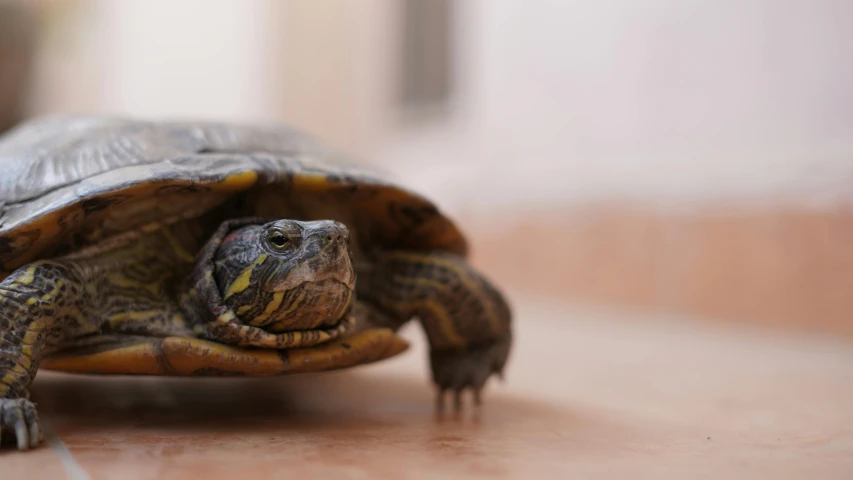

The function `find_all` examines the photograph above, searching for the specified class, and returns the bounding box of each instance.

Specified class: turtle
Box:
[0,115,512,451]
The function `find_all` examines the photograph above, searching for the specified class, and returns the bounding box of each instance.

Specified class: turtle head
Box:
[212,219,356,333]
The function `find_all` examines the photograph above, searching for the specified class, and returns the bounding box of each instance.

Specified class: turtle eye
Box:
[266,230,292,251]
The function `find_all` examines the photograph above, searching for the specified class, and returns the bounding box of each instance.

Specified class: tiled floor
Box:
[3,296,853,479]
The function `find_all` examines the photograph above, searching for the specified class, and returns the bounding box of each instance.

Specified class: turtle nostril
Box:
[323,224,348,246]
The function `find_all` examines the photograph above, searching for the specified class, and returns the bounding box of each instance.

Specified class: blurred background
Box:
[2,0,853,337]
[2,2,853,476]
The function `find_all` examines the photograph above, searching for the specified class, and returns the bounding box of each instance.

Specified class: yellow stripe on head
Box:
[223,253,268,300]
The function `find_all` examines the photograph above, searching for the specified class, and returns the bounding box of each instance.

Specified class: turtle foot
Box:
[0,398,42,451]
[430,338,511,413]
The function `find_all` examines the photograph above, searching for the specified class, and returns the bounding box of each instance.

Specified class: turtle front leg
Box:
[0,260,87,450]
[358,251,512,408]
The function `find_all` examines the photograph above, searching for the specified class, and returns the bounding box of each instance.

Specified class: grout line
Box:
[41,418,92,480]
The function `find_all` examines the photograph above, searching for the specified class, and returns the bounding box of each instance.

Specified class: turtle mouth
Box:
[267,251,356,292]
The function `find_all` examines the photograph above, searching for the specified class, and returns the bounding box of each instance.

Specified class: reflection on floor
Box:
[3,295,853,479]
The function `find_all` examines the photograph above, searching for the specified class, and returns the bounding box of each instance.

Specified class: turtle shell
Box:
[0,115,468,278]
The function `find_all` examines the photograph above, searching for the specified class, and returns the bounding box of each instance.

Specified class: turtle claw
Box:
[434,387,485,422]
[472,388,482,407]
[0,398,42,451]
[430,339,510,413]
[453,390,463,412]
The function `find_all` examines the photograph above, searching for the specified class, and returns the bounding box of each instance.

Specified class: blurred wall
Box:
[27,1,266,120]
[24,0,399,162]
[0,1,35,133]
[384,0,853,212]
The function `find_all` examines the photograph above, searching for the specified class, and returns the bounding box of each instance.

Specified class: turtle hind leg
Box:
[357,251,512,409]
